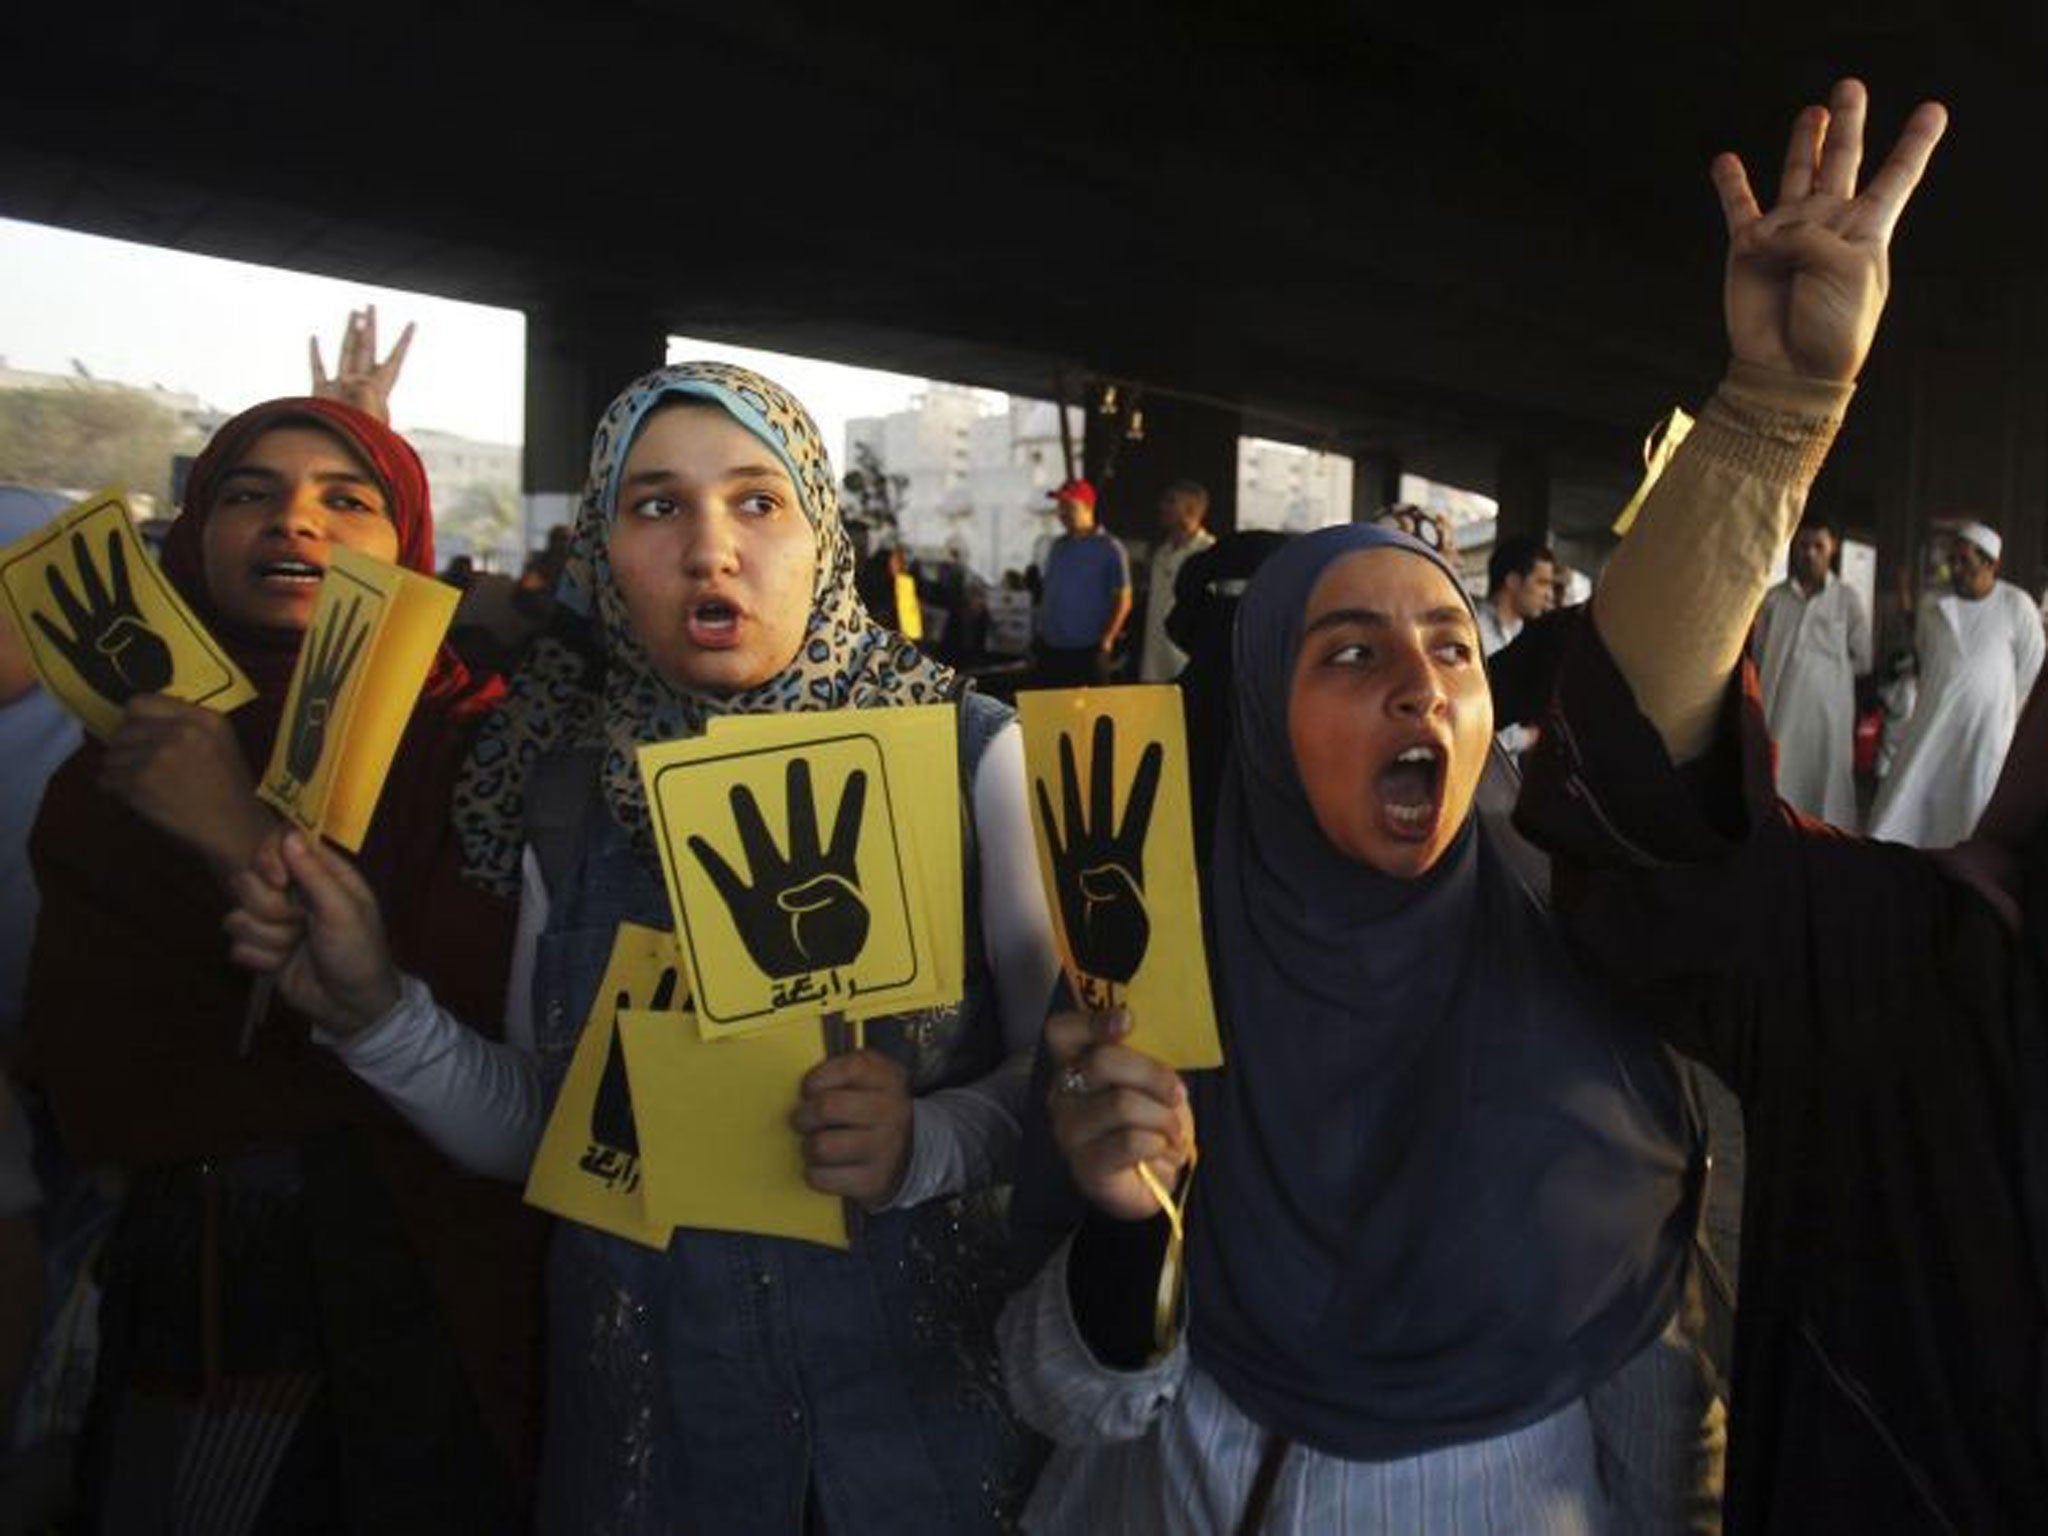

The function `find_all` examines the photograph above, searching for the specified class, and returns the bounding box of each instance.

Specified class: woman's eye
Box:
[736,491,781,516]
[1327,642,1372,666]
[326,493,378,514]
[628,496,679,519]
[1435,641,1475,664]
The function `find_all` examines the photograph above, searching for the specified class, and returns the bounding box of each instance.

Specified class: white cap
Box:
[1955,521,2003,563]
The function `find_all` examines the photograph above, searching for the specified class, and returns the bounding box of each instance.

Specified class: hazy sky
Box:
[0,216,973,455]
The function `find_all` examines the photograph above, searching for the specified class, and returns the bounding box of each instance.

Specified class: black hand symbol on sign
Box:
[688,760,871,981]
[33,529,174,704]
[590,965,681,1156]
[1034,715,1164,987]
[285,596,371,786]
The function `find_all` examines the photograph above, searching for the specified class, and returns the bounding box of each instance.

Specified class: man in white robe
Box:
[1756,518,1871,825]
[1138,480,1216,681]
[1869,521,2045,847]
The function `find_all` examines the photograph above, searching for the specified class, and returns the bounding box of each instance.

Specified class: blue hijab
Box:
[1185,524,1695,1459]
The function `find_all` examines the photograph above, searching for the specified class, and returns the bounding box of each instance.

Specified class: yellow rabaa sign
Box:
[618,1003,849,1250]
[638,704,962,1040]
[523,922,681,1249]
[256,545,456,851]
[0,488,255,737]
[523,920,851,1251]
[1018,686,1223,1070]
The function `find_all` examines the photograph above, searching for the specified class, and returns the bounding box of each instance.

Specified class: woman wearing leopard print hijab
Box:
[228,362,1060,1532]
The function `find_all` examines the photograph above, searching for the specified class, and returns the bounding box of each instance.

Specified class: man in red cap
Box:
[1032,478,1132,687]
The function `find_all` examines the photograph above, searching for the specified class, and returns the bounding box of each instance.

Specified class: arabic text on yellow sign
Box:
[638,705,962,1039]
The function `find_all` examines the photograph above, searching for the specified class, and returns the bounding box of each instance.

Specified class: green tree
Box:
[0,387,194,508]
[439,480,522,568]
[841,441,906,540]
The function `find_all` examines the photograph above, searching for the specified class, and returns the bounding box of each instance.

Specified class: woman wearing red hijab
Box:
[22,397,541,1532]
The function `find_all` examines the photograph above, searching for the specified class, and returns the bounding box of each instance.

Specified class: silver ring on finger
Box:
[1056,1064,1089,1099]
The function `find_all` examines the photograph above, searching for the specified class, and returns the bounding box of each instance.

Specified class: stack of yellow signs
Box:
[526,703,967,1251]
[522,923,847,1250]
[256,544,458,850]
[0,488,255,736]
[1017,685,1223,1070]
[637,703,963,1041]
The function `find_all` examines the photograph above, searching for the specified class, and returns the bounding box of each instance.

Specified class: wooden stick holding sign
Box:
[1018,685,1222,1069]
[819,1009,868,1248]
[242,545,454,1051]
[0,487,255,737]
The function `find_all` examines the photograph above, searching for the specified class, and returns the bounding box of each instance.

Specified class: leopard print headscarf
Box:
[454,361,956,894]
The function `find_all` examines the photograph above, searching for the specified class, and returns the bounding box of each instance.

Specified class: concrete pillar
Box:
[1351,449,1403,521]
[1082,391,1242,545]
[522,296,669,550]
[1494,442,1551,546]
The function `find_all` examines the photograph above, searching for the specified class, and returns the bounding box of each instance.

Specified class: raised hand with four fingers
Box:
[1714,78,1947,384]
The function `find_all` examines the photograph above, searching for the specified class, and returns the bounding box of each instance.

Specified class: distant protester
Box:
[1138,479,1214,682]
[1478,535,1556,760]
[1867,519,2043,846]
[1033,479,1132,686]
[1753,516,1870,826]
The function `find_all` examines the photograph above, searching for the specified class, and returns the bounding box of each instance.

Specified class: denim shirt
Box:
[530,694,1041,1534]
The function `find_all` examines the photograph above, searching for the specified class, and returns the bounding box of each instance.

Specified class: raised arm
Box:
[1594,80,1947,763]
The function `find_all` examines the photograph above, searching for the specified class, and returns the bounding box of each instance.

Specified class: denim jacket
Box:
[529,693,1041,1534]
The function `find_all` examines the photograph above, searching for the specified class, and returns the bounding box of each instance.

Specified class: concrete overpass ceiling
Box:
[3,5,2043,521]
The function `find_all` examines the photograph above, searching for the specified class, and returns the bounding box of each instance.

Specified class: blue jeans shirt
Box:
[532,696,1041,1534]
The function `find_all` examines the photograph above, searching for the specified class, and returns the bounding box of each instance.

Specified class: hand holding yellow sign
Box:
[524,920,851,1251]
[0,488,254,737]
[257,544,457,850]
[523,922,683,1249]
[1018,686,1222,1069]
[617,1007,848,1250]
[638,704,962,1039]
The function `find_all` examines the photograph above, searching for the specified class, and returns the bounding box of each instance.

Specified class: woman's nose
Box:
[680,507,740,576]
[267,483,327,538]
[1387,644,1448,718]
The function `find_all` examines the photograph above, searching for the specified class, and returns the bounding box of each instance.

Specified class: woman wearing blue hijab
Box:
[1001,523,1709,1532]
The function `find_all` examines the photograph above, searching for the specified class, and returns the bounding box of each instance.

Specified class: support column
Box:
[1350,449,1404,521]
[1494,442,1551,547]
[522,296,669,550]
[1082,391,1243,545]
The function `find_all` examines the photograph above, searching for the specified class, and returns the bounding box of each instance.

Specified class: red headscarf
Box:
[160,395,498,717]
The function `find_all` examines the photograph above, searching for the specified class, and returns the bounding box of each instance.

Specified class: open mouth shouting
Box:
[685,594,746,650]
[1376,738,1448,843]
[255,557,327,592]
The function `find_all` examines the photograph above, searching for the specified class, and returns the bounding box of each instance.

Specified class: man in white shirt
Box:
[1755,517,1872,825]
[1476,537,1555,759]
[1870,520,2046,847]
[1476,537,1556,658]
[1138,480,1216,682]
